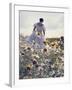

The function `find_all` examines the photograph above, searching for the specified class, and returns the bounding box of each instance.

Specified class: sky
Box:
[20,10,64,38]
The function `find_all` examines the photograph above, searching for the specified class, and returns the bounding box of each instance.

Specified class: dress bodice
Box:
[34,23,45,33]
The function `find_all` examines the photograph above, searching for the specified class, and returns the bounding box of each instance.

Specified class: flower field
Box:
[19,35,64,79]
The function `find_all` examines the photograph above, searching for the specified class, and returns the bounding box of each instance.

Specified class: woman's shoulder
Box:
[34,23,37,27]
[37,22,44,26]
[34,22,45,27]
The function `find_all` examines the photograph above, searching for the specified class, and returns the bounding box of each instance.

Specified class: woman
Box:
[28,18,46,49]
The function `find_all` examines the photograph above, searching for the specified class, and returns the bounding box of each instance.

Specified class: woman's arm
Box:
[33,26,36,31]
[43,29,45,35]
[43,25,46,35]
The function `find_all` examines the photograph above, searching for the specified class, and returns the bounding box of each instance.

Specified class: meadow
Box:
[19,35,64,79]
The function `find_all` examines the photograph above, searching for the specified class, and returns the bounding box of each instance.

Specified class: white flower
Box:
[32,54,40,59]
[41,63,45,67]
[38,66,43,71]
[31,48,34,52]
[59,56,64,61]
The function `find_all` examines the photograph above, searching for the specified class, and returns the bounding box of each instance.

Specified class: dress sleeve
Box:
[34,23,37,27]
[33,23,37,31]
[43,25,46,31]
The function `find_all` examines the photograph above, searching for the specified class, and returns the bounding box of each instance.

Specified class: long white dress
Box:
[27,22,46,49]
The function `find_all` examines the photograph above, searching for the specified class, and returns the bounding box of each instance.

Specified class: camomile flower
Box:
[26,47,30,50]
[32,60,37,65]
[32,54,40,59]
[38,66,43,71]
[43,41,47,46]
[43,48,47,52]
[26,64,33,69]
[40,63,45,67]
[31,48,34,52]
[37,32,41,35]
[20,45,25,48]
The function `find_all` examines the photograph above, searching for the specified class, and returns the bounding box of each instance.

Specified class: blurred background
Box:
[20,11,64,38]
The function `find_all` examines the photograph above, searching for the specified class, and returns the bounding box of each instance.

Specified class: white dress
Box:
[27,22,46,49]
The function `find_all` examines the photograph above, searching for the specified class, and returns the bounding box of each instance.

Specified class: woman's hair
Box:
[39,18,44,22]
